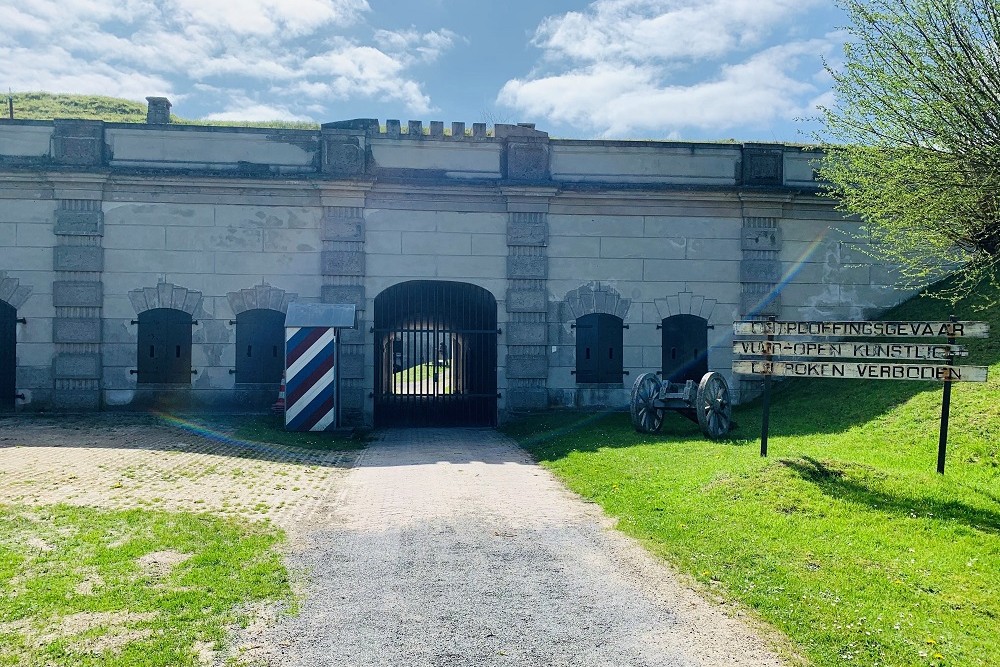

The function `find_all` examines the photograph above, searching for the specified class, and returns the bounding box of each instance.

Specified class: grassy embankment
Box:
[4,92,318,129]
[503,279,1000,667]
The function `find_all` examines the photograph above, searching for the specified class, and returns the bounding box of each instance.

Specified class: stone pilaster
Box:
[52,199,104,409]
[739,215,783,403]
[320,205,366,426]
[505,210,549,410]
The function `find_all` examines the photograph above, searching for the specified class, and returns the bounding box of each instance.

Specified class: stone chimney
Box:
[145,97,172,124]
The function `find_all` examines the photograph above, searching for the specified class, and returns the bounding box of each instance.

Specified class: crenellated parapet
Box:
[0,96,823,190]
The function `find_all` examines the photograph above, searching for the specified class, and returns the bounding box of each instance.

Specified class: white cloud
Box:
[1,45,174,100]
[499,0,838,138]
[374,27,459,63]
[5,0,450,118]
[203,100,314,122]
[533,0,822,64]
[301,46,433,112]
[169,0,369,36]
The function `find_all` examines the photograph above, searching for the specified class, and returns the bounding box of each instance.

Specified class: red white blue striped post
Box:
[284,325,337,432]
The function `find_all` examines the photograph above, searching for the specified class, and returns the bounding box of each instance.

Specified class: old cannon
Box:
[629,371,733,439]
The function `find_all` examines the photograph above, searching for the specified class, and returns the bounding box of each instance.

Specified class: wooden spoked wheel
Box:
[695,372,732,440]
[630,372,665,434]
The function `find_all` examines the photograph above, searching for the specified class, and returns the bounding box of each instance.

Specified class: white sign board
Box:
[733,320,990,338]
[732,340,967,360]
[732,360,989,382]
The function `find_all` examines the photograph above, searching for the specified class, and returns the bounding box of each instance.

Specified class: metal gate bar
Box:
[374,281,497,427]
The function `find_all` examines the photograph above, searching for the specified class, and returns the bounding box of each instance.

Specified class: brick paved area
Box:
[0,414,355,535]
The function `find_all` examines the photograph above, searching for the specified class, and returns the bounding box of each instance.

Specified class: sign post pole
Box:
[937,315,957,474]
[760,315,774,458]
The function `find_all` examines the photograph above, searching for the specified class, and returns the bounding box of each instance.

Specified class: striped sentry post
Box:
[284,325,337,431]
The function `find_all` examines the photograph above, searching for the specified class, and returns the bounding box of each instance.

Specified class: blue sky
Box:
[2,0,848,142]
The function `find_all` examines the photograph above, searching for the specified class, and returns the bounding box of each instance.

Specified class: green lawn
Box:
[392,363,452,393]
[0,505,290,667]
[503,279,1000,667]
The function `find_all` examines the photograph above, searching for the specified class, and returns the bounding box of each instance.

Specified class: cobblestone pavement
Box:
[0,414,355,535]
[258,428,789,667]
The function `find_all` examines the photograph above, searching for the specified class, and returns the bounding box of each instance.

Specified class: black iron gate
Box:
[374,280,497,427]
[0,300,15,411]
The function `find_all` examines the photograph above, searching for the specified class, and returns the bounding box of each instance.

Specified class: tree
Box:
[818,0,1000,304]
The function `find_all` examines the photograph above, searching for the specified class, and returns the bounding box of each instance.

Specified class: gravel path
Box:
[260,428,790,667]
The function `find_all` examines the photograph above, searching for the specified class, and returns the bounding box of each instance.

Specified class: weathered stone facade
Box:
[0,102,911,423]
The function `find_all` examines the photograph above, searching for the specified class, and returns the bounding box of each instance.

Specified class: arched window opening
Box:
[137,308,192,384]
[575,313,624,383]
[235,309,286,384]
[661,314,708,383]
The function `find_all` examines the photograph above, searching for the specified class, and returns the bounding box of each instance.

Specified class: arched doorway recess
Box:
[374,280,497,427]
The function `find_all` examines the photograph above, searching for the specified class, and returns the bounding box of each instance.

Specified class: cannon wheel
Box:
[695,372,732,440]
[630,372,665,433]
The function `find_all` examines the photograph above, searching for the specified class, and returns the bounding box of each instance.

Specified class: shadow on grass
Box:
[782,456,1000,534]
[506,409,753,463]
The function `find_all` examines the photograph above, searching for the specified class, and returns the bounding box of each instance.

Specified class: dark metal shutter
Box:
[661,314,708,383]
[0,300,15,410]
[597,314,624,383]
[236,309,285,383]
[137,308,192,384]
[574,314,599,382]
[576,313,623,383]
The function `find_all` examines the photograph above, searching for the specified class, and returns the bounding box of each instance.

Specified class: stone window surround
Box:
[653,290,718,323]
[0,271,33,310]
[653,290,721,372]
[128,282,203,316]
[226,283,297,317]
[560,282,631,385]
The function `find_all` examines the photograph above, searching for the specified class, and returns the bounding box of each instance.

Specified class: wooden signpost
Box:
[733,316,990,473]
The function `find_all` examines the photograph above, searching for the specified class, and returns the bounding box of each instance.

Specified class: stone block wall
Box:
[0,114,916,422]
[546,194,743,407]
[98,195,325,410]
[0,195,55,409]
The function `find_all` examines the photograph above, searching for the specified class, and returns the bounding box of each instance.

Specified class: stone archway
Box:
[373,280,498,427]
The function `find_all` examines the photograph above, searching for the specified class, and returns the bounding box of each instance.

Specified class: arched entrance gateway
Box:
[374,280,498,427]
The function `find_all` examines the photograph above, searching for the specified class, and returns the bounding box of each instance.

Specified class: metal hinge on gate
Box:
[497,392,502,399]
[15,393,25,400]
[16,318,26,324]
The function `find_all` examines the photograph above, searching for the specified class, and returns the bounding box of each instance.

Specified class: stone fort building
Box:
[0,98,907,427]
